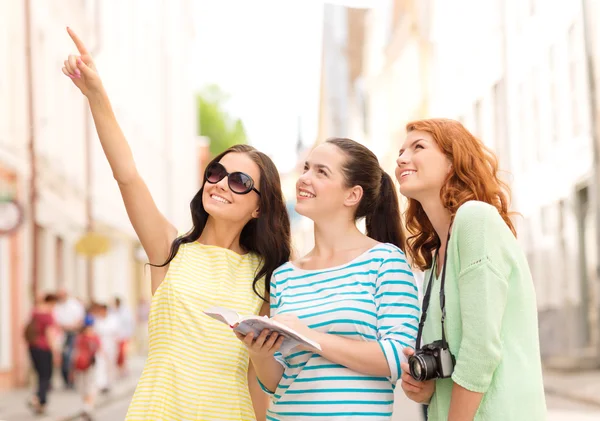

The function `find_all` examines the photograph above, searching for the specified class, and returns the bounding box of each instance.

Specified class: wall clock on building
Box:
[0,197,24,236]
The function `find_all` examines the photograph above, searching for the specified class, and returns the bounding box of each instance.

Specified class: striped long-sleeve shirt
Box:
[262,243,421,421]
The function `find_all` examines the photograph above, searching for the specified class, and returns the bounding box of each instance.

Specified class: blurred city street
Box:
[1,367,600,421]
[546,395,600,421]
[0,357,145,421]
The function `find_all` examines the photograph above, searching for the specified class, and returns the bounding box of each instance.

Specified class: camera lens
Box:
[409,357,423,379]
[409,353,438,381]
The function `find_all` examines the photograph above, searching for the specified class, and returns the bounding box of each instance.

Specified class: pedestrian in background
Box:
[113,296,134,378]
[54,288,85,389]
[24,293,60,415]
[73,314,101,421]
[92,304,119,394]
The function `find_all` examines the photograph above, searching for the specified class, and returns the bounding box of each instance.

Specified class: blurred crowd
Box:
[23,288,147,419]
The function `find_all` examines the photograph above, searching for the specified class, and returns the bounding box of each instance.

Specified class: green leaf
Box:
[196,85,248,157]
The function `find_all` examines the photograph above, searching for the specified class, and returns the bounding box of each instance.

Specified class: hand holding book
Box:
[235,328,285,360]
[204,306,321,354]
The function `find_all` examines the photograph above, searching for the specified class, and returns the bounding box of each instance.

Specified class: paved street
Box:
[546,393,600,421]
[0,357,144,421]
[389,391,600,421]
[87,396,131,421]
[87,393,423,421]
[2,357,599,421]
[86,391,425,421]
[79,389,600,421]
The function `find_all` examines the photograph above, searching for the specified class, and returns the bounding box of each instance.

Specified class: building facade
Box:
[320,0,600,364]
[0,0,198,389]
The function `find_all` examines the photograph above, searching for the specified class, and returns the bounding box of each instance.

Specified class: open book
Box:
[204,306,322,354]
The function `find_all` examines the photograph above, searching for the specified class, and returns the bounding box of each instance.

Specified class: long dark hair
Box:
[326,138,405,251]
[153,144,291,301]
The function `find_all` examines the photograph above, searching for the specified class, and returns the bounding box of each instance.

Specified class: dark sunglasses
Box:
[204,162,261,196]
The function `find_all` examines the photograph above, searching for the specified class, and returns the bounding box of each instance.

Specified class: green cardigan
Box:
[421,201,546,420]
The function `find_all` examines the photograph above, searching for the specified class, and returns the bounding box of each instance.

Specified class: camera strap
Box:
[415,229,451,350]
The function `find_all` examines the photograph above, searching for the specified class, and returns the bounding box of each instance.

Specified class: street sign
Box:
[75,232,111,257]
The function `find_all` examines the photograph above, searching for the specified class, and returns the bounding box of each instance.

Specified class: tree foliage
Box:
[196,85,248,156]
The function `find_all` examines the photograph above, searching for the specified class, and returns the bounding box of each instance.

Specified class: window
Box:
[517,82,528,171]
[518,0,534,30]
[531,70,542,161]
[84,0,95,15]
[382,0,394,44]
[0,10,7,148]
[529,0,536,16]
[540,204,554,236]
[331,5,348,44]
[361,93,369,135]
[473,100,483,139]
[0,236,10,369]
[56,236,64,288]
[355,77,369,135]
[548,46,560,143]
[493,79,508,169]
[568,24,581,136]
[491,0,503,29]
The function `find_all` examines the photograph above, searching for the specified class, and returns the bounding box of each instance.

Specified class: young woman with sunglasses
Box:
[62,28,291,421]
[236,138,421,420]
[396,119,545,420]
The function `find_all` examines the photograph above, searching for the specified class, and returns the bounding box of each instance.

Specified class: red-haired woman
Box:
[396,119,546,420]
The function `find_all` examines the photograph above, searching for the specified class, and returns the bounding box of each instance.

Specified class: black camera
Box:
[408,340,455,381]
[411,229,456,381]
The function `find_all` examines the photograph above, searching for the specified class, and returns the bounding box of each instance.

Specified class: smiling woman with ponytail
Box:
[235,138,420,421]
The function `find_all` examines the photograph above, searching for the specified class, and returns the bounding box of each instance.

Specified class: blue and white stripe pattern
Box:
[263,243,420,420]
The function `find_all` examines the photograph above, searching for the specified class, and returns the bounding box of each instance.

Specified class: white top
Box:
[262,243,421,421]
[95,313,120,354]
[54,297,85,329]
[113,306,135,340]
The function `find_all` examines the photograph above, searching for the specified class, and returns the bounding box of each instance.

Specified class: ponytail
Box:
[325,137,406,252]
[365,171,406,251]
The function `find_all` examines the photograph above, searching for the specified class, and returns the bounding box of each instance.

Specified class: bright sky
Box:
[192,0,327,173]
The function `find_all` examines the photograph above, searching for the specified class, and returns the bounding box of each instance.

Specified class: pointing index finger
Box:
[67,27,89,55]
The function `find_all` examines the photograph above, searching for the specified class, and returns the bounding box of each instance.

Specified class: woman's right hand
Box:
[400,347,436,404]
[62,27,103,97]
[235,328,284,361]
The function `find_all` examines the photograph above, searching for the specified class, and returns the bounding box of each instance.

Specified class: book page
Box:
[203,306,241,327]
[234,316,321,354]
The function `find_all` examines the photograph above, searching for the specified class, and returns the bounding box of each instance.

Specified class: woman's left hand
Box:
[400,348,436,404]
[272,314,309,335]
[272,314,319,350]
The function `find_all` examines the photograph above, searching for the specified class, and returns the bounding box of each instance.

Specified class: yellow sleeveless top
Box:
[125,242,265,420]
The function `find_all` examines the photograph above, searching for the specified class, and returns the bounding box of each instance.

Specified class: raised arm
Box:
[63,28,177,293]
